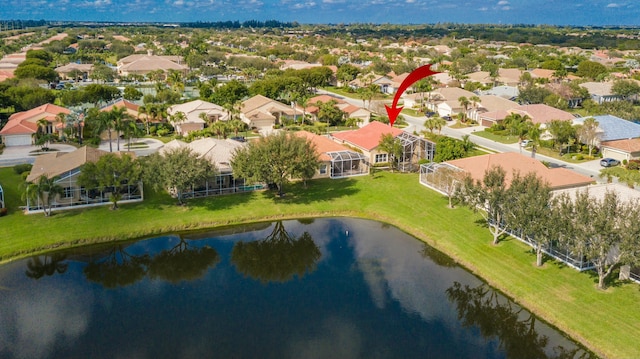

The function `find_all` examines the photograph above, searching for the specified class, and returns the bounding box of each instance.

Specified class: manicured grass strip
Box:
[0,167,638,358]
[472,129,520,144]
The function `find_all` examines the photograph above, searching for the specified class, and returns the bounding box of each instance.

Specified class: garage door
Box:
[3,135,32,146]
[602,147,627,162]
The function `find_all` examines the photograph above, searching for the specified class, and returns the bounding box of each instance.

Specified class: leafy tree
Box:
[316,100,344,126]
[547,119,577,153]
[565,191,640,290]
[143,147,216,205]
[23,175,63,216]
[123,86,143,101]
[211,80,249,107]
[506,172,553,266]
[77,153,142,210]
[378,133,403,172]
[5,86,55,111]
[83,84,121,106]
[231,132,320,197]
[504,113,531,152]
[611,79,640,101]
[337,64,360,86]
[86,107,115,152]
[576,117,599,157]
[576,60,608,80]
[433,136,467,162]
[91,64,116,83]
[455,165,511,245]
[14,64,58,82]
[458,96,470,122]
[517,85,552,104]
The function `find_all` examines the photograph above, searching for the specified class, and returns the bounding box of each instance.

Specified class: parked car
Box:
[521,140,531,147]
[600,158,620,167]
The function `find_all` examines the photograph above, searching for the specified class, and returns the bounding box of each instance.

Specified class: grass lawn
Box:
[0,167,638,358]
[472,129,520,144]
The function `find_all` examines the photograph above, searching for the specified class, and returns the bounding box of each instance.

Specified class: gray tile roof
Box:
[573,115,640,141]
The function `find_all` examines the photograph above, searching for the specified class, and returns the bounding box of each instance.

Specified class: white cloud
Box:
[606,3,621,7]
[497,0,509,5]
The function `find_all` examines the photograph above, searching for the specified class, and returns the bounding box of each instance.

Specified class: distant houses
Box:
[0,104,70,146]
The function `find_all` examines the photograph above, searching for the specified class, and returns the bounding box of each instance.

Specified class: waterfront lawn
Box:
[0,167,638,358]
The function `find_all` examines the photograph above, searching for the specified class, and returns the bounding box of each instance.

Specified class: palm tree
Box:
[210,121,229,139]
[228,119,247,137]
[138,105,150,135]
[87,108,115,152]
[199,112,212,127]
[55,113,66,140]
[505,113,532,153]
[469,96,481,122]
[34,118,53,150]
[458,96,470,122]
[23,175,63,216]
[378,134,403,172]
[110,106,130,152]
[528,122,542,159]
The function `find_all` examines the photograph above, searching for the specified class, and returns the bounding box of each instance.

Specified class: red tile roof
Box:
[331,121,404,151]
[601,138,640,153]
[0,104,70,136]
[295,131,352,161]
[447,152,594,190]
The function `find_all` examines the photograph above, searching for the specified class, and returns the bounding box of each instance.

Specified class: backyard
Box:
[0,167,638,358]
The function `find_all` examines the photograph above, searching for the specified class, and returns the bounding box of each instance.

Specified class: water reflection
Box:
[231,221,321,283]
[25,254,69,280]
[446,282,595,359]
[82,238,219,288]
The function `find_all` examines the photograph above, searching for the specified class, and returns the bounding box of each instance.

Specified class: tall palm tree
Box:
[505,113,532,153]
[210,121,229,139]
[138,105,150,135]
[458,96,470,122]
[54,113,66,140]
[109,106,130,152]
[469,96,481,122]
[87,108,115,152]
[23,175,63,216]
[228,119,247,137]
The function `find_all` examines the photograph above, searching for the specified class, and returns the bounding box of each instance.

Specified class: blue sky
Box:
[1,0,638,26]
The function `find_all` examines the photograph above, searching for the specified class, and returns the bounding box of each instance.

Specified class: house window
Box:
[319,164,327,175]
[63,187,74,198]
[375,153,388,163]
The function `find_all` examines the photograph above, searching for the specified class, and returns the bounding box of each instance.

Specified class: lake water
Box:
[0,218,593,359]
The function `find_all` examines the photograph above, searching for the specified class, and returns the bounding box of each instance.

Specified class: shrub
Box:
[623,159,628,166]
[0,208,7,217]
[13,163,33,175]
[628,160,640,170]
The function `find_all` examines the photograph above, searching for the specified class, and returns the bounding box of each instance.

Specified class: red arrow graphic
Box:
[385,64,439,127]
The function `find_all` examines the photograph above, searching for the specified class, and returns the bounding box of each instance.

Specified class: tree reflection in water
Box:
[446,282,596,359]
[25,254,69,279]
[84,245,150,288]
[231,221,321,283]
[147,238,219,284]
[83,238,219,288]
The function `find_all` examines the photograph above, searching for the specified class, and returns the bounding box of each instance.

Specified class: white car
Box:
[520,140,531,147]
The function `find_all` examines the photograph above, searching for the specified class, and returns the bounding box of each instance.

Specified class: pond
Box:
[0,218,594,359]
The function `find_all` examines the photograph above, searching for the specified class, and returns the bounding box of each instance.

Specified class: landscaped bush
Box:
[0,208,7,217]
[628,160,640,170]
[13,163,32,175]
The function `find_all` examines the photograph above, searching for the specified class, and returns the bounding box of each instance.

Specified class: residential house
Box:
[240,95,296,132]
[0,103,70,146]
[294,131,368,179]
[331,121,435,171]
[575,114,640,142]
[599,138,640,162]
[167,100,228,136]
[306,94,371,127]
[425,87,476,118]
[465,71,493,86]
[24,146,143,214]
[116,54,188,77]
[102,99,143,120]
[480,85,519,100]
[497,68,524,86]
[159,138,263,198]
[349,73,394,94]
[573,114,640,161]
[473,95,519,126]
[55,63,93,81]
[579,81,624,104]
[508,104,575,127]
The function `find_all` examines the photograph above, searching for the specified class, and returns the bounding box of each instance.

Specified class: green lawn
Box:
[0,167,638,358]
[472,129,520,144]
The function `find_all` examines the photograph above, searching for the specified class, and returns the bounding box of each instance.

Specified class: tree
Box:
[14,64,58,82]
[506,172,553,266]
[547,119,577,153]
[316,100,344,126]
[91,64,116,83]
[504,113,531,153]
[611,79,640,101]
[231,132,320,197]
[377,134,403,172]
[458,96,470,122]
[576,60,608,80]
[123,86,143,101]
[211,80,249,107]
[209,121,229,139]
[86,107,115,152]
[23,175,63,216]
[110,106,130,151]
[424,115,446,134]
[576,117,599,157]
[77,153,142,210]
[564,191,640,290]
[456,166,511,245]
[143,147,216,205]
[83,84,120,107]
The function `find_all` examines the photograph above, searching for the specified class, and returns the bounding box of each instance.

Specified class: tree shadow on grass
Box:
[583,268,625,289]
[260,178,360,205]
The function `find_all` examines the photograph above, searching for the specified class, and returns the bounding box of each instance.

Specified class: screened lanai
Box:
[397,132,436,172]
[0,183,4,209]
[328,150,368,178]
[419,162,463,195]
